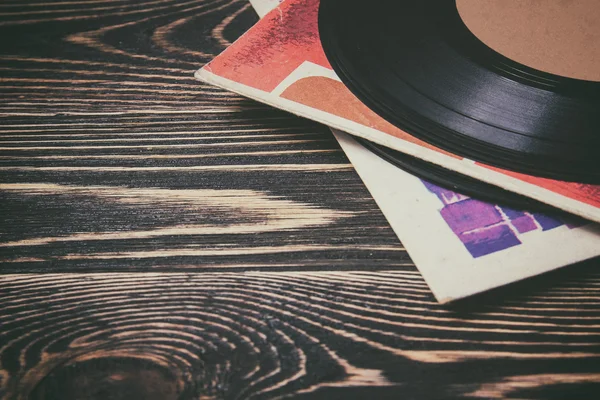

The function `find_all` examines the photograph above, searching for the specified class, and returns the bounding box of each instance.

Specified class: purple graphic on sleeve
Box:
[500,209,537,234]
[421,181,585,258]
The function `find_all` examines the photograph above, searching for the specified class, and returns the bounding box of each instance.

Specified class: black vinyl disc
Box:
[357,138,554,212]
[318,0,600,183]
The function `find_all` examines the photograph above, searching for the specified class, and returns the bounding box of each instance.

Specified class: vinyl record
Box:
[357,138,554,212]
[318,0,600,183]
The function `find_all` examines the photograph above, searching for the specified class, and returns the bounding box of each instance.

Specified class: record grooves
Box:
[318,0,600,183]
[357,138,554,212]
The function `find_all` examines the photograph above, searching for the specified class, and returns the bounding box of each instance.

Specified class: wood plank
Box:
[0,111,406,272]
[1,266,600,399]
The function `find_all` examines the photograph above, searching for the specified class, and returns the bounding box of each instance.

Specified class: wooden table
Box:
[1,1,599,399]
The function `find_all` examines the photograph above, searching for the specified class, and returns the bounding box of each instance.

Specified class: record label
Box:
[456,0,600,81]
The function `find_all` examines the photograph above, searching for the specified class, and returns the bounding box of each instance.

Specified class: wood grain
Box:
[2,266,600,399]
[0,0,599,399]
[0,0,401,272]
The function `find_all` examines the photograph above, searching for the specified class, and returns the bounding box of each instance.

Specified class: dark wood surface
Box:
[1,1,599,399]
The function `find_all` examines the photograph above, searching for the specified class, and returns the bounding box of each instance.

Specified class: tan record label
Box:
[456,0,600,82]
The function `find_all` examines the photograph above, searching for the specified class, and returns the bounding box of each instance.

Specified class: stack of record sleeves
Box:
[197,0,600,302]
